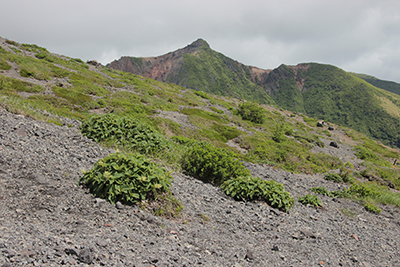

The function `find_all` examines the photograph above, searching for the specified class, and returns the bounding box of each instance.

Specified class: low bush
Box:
[221,176,294,212]
[182,142,250,185]
[80,114,167,154]
[324,173,342,183]
[238,101,266,124]
[210,106,224,114]
[363,202,381,214]
[310,186,332,196]
[19,68,35,78]
[0,59,11,70]
[354,145,392,167]
[171,136,201,146]
[298,194,322,207]
[80,152,172,204]
[324,168,354,184]
[347,183,381,198]
[194,90,211,99]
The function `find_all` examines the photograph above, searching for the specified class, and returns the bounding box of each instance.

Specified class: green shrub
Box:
[171,136,201,146]
[363,202,381,214]
[0,59,11,70]
[348,183,381,198]
[80,152,172,204]
[21,43,49,52]
[238,102,266,124]
[272,124,287,143]
[324,170,354,183]
[80,114,167,154]
[221,176,294,212]
[19,68,35,77]
[298,194,322,207]
[194,90,211,99]
[355,146,379,160]
[323,173,342,182]
[210,106,224,114]
[182,142,250,185]
[310,186,332,196]
[5,39,18,46]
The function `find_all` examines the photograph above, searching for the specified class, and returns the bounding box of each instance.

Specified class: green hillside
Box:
[166,41,273,105]
[108,40,400,149]
[353,73,400,96]
[261,64,306,113]
[265,63,400,148]
[2,37,400,213]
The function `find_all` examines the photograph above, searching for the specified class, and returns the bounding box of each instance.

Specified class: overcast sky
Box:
[1,0,400,82]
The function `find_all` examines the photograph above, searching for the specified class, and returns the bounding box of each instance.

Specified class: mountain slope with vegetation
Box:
[2,36,400,266]
[108,40,400,149]
[353,72,400,96]
[107,39,274,105]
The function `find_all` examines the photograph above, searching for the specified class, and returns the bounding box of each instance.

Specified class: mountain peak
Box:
[187,38,210,49]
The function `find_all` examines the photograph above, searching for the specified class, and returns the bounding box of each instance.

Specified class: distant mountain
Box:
[269,63,400,147]
[352,73,400,96]
[108,39,400,148]
[107,39,274,104]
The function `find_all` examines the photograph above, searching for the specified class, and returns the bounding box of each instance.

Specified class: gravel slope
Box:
[1,108,400,267]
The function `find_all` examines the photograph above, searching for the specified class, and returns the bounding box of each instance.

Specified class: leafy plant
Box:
[363,202,381,214]
[298,194,322,207]
[80,152,172,204]
[347,183,381,198]
[238,101,266,124]
[310,186,332,196]
[80,114,168,154]
[272,124,287,143]
[325,173,340,182]
[182,142,250,185]
[324,169,353,184]
[221,176,294,212]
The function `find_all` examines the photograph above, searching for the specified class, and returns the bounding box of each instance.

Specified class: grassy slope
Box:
[263,64,305,113]
[302,64,400,147]
[108,42,400,150]
[353,73,400,96]
[263,63,400,148]
[1,38,400,197]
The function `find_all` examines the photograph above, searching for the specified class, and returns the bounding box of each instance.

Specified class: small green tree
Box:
[238,102,266,124]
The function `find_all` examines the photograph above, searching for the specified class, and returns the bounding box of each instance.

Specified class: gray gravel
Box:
[1,108,400,266]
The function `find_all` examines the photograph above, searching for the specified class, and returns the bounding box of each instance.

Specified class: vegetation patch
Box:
[0,75,43,93]
[80,114,168,154]
[181,108,225,123]
[80,152,176,206]
[238,102,266,124]
[221,176,294,212]
[310,186,332,197]
[0,58,11,70]
[298,194,322,207]
[247,138,342,173]
[182,141,250,185]
[324,169,354,184]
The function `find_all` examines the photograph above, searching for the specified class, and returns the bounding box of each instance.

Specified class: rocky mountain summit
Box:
[1,108,400,267]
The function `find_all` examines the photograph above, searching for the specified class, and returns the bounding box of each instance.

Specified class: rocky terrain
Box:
[1,107,400,267]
